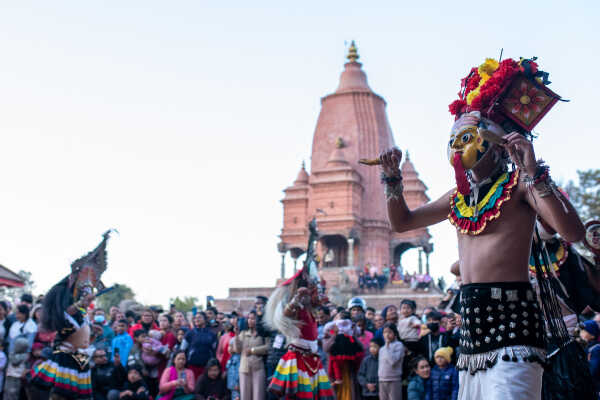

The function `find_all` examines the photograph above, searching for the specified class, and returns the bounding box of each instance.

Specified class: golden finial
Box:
[347,40,359,63]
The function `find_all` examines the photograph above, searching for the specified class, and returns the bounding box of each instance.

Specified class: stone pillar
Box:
[277,243,287,279]
[347,238,355,267]
[426,252,430,276]
[293,258,298,274]
[418,248,423,274]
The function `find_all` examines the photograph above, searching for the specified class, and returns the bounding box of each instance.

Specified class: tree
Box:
[566,169,600,222]
[169,296,202,313]
[96,284,135,310]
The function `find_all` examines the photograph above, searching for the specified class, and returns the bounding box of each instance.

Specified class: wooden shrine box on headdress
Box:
[499,75,560,132]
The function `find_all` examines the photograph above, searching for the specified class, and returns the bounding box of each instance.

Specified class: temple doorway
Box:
[320,234,348,267]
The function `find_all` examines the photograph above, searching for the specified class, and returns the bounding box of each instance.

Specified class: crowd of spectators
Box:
[0,291,599,400]
[357,263,433,293]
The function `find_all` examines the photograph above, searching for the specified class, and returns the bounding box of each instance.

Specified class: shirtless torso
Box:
[381,138,583,284]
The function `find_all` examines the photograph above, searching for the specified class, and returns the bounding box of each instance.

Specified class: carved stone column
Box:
[347,238,355,267]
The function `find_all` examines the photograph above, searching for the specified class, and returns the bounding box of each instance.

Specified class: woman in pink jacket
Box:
[157,350,195,400]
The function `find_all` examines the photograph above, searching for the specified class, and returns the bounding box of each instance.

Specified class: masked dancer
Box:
[33,230,114,400]
[530,215,600,400]
[265,220,335,400]
[377,57,584,399]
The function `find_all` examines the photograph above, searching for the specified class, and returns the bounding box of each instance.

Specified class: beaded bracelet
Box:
[381,171,404,200]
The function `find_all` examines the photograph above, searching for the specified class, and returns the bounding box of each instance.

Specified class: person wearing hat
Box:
[579,320,600,395]
[430,347,458,400]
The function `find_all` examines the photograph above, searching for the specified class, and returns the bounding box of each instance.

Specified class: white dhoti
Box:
[458,346,543,400]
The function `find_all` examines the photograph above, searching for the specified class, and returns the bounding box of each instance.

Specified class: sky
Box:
[0,1,598,307]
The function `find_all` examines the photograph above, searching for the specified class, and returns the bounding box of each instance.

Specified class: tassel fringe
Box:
[457,346,546,375]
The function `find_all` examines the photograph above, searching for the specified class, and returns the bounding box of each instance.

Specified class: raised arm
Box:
[503,132,585,242]
[380,148,451,233]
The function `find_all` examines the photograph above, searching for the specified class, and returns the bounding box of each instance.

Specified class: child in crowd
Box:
[142,330,168,368]
[378,322,405,400]
[430,347,458,400]
[397,300,421,352]
[4,337,30,400]
[195,358,230,400]
[354,314,374,351]
[112,319,134,367]
[226,340,241,400]
[117,364,150,400]
[324,312,364,397]
[407,356,432,400]
[358,337,383,399]
[142,329,169,396]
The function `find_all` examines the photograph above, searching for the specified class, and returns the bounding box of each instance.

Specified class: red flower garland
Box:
[449,59,521,118]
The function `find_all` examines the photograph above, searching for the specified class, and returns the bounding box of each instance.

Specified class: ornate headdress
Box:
[265,219,326,340]
[42,230,115,342]
[449,56,561,134]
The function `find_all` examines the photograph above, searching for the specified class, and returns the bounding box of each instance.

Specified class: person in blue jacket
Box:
[181,312,217,379]
[407,355,432,400]
[430,347,458,400]
[112,319,134,367]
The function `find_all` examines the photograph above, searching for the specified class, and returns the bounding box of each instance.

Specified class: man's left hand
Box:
[504,132,537,176]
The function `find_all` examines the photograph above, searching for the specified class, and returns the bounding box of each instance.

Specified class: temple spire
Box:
[347,40,359,63]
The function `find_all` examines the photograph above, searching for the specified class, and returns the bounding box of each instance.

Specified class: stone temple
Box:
[215,43,442,312]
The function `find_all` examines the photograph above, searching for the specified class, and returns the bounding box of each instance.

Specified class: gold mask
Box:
[448,115,489,170]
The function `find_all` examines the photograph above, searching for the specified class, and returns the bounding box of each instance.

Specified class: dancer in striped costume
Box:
[33,230,114,399]
[265,219,335,400]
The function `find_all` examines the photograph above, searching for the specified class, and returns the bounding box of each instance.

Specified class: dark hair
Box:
[204,358,221,373]
[118,319,129,325]
[17,304,30,316]
[195,311,207,322]
[336,306,345,314]
[318,306,330,316]
[206,306,218,315]
[133,329,147,339]
[400,299,417,311]
[20,293,33,304]
[160,314,173,324]
[366,307,375,313]
[339,310,351,320]
[172,350,187,365]
[426,311,442,321]
[410,356,429,373]
[125,310,137,320]
[0,301,9,313]
[382,322,400,341]
[370,337,384,347]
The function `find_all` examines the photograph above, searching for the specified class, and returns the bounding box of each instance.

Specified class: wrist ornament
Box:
[523,161,554,198]
[381,171,404,201]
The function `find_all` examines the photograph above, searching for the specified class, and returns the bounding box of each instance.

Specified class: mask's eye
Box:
[449,138,455,147]
[461,133,473,143]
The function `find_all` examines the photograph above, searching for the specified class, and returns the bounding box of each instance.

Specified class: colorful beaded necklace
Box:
[449,169,520,235]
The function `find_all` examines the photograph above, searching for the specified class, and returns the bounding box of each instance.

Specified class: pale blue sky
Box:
[0,1,597,306]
